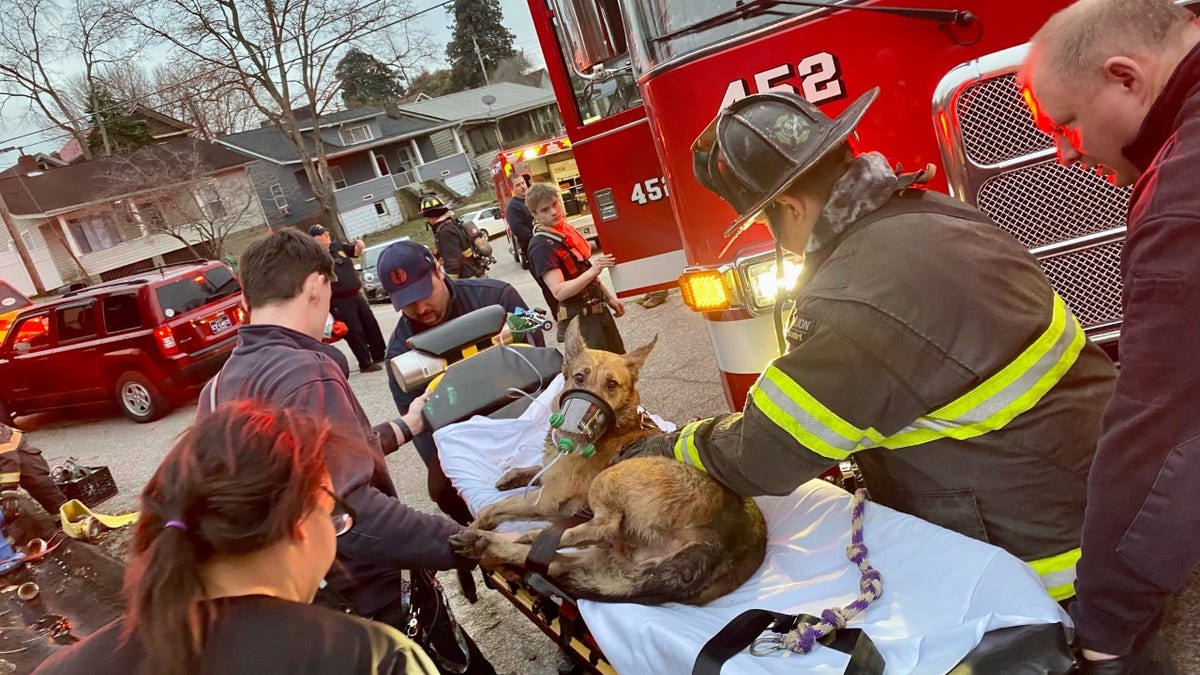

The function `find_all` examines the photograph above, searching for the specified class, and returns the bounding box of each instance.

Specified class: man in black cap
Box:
[379,240,542,525]
[419,194,491,279]
[309,224,386,373]
[621,88,1117,603]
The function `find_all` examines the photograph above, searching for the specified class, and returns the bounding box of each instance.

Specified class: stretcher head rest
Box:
[407,305,507,358]
[424,345,563,431]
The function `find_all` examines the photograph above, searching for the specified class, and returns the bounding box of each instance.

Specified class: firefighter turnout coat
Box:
[631,189,1117,599]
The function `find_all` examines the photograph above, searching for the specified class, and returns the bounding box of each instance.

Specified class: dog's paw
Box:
[495,466,541,491]
[515,528,545,545]
[472,506,500,531]
[449,529,495,560]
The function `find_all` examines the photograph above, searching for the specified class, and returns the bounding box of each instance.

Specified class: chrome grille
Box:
[956,74,1054,166]
[1038,240,1124,330]
[977,160,1132,249]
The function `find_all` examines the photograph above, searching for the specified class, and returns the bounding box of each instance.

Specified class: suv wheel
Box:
[115,371,171,423]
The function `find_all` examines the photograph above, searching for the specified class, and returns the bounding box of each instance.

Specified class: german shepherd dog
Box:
[449,322,767,605]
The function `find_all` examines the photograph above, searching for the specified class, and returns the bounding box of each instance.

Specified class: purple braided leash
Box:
[779,488,883,654]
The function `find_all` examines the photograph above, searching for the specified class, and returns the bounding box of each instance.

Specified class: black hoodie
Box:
[198,323,466,616]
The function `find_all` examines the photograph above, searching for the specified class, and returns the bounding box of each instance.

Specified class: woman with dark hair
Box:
[34,402,436,675]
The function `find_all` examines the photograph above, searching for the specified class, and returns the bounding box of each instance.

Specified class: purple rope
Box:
[779,488,883,655]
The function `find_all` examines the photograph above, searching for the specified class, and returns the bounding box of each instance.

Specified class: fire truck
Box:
[526,0,1131,409]
[489,134,599,267]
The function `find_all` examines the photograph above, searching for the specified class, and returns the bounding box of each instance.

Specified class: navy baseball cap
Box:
[308,224,328,237]
[378,240,437,310]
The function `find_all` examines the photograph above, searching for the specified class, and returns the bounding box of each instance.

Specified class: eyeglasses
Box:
[323,488,356,537]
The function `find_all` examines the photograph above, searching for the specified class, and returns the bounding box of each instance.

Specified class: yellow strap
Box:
[59,499,139,537]
[749,295,1083,456]
[1028,546,1080,601]
[0,429,22,454]
[672,421,708,471]
[0,472,21,484]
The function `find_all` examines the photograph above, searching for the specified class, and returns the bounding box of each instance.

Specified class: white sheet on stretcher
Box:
[435,375,1070,674]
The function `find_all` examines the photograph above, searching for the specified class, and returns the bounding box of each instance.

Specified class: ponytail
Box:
[119,402,332,674]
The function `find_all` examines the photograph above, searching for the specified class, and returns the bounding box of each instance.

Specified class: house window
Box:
[102,294,143,334]
[66,212,138,254]
[20,230,43,250]
[56,303,97,343]
[329,165,347,190]
[199,185,226,219]
[374,154,390,175]
[340,124,373,144]
[374,201,389,216]
[467,126,500,153]
[269,183,288,211]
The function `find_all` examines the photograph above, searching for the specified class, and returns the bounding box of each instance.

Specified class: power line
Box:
[0,0,455,148]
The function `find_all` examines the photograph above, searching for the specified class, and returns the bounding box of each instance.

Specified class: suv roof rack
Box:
[59,259,214,298]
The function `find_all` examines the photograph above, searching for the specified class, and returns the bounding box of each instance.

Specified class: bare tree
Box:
[103,139,261,260]
[0,0,144,160]
[123,0,425,241]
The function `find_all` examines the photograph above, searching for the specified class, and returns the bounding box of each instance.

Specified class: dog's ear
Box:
[623,334,658,377]
[564,317,588,363]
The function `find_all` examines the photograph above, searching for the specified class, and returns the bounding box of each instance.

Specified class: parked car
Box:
[458,207,506,240]
[0,260,246,426]
[362,236,412,303]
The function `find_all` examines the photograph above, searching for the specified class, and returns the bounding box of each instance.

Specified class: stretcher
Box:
[435,375,1075,674]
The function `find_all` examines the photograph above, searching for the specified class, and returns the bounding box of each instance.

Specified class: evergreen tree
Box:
[445,0,516,92]
[408,68,456,97]
[335,48,408,107]
[85,85,153,157]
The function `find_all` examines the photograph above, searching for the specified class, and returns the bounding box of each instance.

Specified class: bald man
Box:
[1024,0,1200,671]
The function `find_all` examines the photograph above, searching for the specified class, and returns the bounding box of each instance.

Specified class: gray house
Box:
[216,82,562,240]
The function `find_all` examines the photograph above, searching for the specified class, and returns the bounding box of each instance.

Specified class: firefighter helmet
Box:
[419,193,449,217]
[692,87,879,239]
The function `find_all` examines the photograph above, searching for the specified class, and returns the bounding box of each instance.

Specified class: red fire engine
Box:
[490,134,599,267]
[526,0,1130,409]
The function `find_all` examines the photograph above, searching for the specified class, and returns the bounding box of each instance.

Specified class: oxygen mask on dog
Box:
[548,389,615,458]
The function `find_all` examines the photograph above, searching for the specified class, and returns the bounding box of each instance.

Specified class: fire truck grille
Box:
[1038,240,1125,330]
[956,74,1054,165]
[977,160,1131,249]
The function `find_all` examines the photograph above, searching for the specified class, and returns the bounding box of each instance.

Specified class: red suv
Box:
[0,260,245,426]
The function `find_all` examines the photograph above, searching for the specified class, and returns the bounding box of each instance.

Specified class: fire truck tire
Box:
[115,371,171,423]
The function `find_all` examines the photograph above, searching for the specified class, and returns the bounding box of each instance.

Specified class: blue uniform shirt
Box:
[385,275,545,465]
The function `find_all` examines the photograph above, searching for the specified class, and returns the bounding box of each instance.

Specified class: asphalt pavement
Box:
[13,244,1199,673]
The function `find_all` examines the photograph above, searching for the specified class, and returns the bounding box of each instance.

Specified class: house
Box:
[216,82,562,239]
[0,135,268,295]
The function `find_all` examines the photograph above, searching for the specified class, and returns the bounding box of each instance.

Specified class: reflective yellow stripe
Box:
[0,430,21,454]
[672,421,708,472]
[751,367,883,460]
[1028,547,1080,601]
[0,472,20,483]
[881,296,1084,449]
[747,295,1083,456]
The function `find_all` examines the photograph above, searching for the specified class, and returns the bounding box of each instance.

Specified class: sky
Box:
[0,0,546,158]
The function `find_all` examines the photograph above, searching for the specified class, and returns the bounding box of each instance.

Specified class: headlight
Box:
[742,255,803,312]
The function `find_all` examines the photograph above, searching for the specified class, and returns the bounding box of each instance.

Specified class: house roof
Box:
[0,137,253,217]
[397,82,556,122]
[217,108,446,164]
[296,106,381,131]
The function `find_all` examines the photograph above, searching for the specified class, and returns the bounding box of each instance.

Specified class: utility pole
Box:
[0,160,46,294]
[472,36,491,86]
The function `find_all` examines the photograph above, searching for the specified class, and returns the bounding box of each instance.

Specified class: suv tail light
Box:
[233,306,247,324]
[154,325,180,356]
